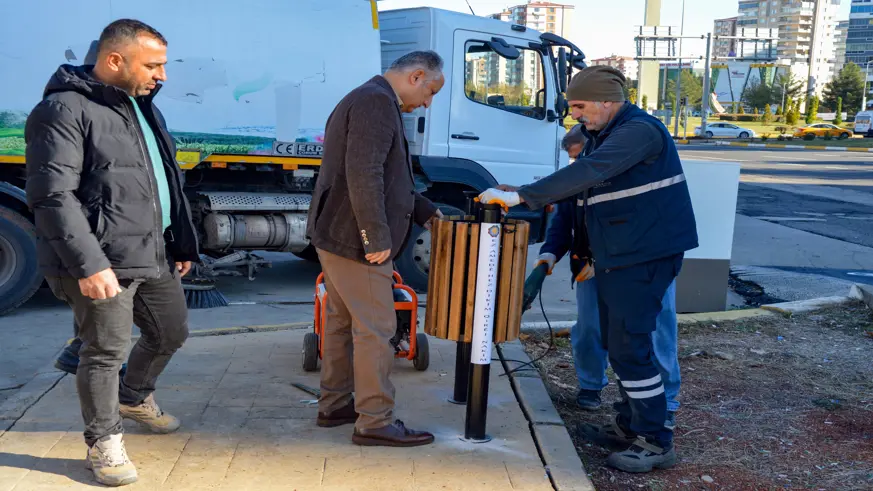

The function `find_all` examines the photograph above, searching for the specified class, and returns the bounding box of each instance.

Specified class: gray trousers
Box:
[47,270,189,447]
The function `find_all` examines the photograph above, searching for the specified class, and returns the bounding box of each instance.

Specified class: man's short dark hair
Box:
[389,50,444,74]
[562,124,586,151]
[97,19,167,54]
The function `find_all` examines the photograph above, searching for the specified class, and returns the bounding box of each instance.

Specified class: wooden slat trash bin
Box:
[424,215,529,345]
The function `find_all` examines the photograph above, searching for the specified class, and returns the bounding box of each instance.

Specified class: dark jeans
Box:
[47,270,189,447]
[596,254,683,448]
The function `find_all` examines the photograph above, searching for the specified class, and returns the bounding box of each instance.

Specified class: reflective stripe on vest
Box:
[577,174,686,207]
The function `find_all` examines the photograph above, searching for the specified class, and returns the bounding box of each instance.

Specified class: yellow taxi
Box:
[793,123,853,139]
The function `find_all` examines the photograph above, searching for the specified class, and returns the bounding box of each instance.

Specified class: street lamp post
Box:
[862,60,873,112]
[780,78,787,116]
[672,0,686,138]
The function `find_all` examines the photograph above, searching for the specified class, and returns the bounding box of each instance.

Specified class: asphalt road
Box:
[679,144,873,192]
[679,144,873,286]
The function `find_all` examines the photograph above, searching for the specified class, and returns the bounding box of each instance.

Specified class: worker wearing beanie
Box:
[478,65,698,473]
[522,123,682,428]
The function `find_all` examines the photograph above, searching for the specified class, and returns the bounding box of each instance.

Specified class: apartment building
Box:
[835,19,850,74]
[714,16,739,58]
[591,55,639,81]
[846,0,873,96]
[736,0,840,96]
[488,2,575,93]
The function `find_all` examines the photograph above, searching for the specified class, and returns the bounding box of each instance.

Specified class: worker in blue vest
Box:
[523,124,681,428]
[478,65,698,473]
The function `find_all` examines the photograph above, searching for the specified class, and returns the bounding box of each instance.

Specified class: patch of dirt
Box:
[520,301,873,490]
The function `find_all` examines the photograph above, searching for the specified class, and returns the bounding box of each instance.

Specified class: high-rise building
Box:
[736,0,840,97]
[489,2,575,92]
[834,19,850,75]
[713,16,738,59]
[846,0,873,102]
[591,55,639,81]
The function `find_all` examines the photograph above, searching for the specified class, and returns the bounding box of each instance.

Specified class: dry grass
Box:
[521,301,873,490]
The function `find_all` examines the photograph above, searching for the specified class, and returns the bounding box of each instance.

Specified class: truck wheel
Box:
[395,203,464,293]
[293,244,320,263]
[0,207,43,316]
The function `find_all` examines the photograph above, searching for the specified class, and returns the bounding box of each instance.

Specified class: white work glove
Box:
[477,188,521,210]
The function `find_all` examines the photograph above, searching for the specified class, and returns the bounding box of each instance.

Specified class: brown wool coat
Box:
[306,76,437,263]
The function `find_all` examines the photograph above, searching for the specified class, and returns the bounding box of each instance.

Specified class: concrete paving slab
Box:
[0,329,556,490]
[0,373,65,422]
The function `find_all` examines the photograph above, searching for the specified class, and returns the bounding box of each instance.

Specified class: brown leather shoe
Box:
[352,420,434,447]
[316,399,358,428]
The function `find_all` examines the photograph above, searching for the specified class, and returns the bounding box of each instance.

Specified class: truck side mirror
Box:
[557,49,568,94]
[486,38,520,60]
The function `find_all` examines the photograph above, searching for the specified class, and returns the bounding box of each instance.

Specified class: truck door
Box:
[448,30,560,186]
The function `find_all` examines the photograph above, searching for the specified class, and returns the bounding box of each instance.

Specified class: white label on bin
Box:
[471,223,501,365]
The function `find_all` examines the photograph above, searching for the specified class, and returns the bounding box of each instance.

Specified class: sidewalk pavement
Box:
[0,329,563,491]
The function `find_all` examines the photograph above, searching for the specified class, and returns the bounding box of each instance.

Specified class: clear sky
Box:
[378,0,853,61]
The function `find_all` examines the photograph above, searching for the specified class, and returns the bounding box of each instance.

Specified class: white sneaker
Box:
[85,433,138,486]
[120,394,181,433]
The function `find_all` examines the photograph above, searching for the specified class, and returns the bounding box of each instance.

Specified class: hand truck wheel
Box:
[303,332,320,372]
[413,332,429,371]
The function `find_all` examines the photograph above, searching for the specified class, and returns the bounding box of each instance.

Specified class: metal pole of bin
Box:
[448,191,481,405]
[463,202,502,443]
[448,342,470,404]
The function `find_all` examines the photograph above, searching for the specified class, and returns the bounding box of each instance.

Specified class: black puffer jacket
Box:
[25,65,199,280]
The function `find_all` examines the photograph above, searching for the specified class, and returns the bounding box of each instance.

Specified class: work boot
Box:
[606,436,677,473]
[85,433,138,486]
[55,338,127,377]
[119,394,180,434]
[665,411,677,431]
[352,419,434,447]
[317,399,358,427]
[575,389,602,411]
[577,416,637,451]
[55,338,83,374]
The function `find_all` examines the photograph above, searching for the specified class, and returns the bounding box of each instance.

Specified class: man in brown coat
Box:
[306,51,445,447]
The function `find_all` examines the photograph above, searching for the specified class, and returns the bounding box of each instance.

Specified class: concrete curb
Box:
[761,285,863,315]
[675,139,873,152]
[188,321,312,337]
[850,283,873,310]
[520,307,775,331]
[498,341,596,491]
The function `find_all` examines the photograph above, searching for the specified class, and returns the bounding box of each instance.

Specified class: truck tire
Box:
[394,203,464,293]
[0,206,43,316]
[293,244,320,263]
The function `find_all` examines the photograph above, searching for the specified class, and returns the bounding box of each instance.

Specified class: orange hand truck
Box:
[303,271,428,372]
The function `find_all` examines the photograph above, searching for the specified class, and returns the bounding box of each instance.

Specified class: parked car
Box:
[854,111,872,137]
[694,123,756,139]
[794,124,853,139]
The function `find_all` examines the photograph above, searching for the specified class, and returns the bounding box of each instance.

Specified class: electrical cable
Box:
[501,292,555,376]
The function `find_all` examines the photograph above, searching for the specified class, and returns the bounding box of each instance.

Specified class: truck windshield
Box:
[463,41,547,120]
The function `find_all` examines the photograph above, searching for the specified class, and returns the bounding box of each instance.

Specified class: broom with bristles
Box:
[182,261,229,309]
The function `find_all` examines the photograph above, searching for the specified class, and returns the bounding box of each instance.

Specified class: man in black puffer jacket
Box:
[24,19,198,487]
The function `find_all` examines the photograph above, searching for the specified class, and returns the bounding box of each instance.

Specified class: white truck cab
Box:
[380,8,571,185]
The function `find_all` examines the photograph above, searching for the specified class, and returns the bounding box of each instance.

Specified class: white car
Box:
[694,123,756,139]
